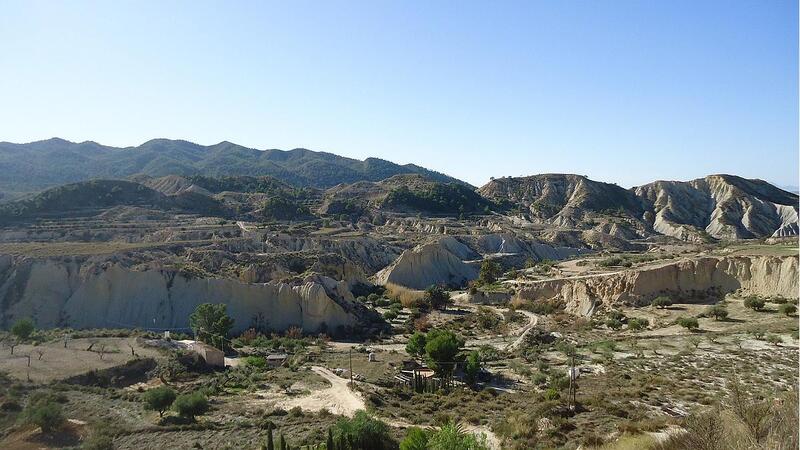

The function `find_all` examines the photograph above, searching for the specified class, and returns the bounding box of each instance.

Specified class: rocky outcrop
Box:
[514,255,798,316]
[480,173,798,242]
[0,255,373,334]
[634,175,799,241]
[375,235,589,289]
[478,174,643,223]
[375,237,479,289]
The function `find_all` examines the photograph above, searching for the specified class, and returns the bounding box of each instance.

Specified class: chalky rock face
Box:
[0,254,366,333]
[514,255,799,316]
[634,175,799,241]
[375,237,480,289]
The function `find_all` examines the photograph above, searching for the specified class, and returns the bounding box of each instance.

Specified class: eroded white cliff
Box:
[0,255,365,333]
[514,255,798,316]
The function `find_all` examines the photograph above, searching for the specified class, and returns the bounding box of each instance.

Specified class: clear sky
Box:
[1,0,797,188]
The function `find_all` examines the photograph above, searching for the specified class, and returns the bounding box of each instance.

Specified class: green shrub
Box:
[400,427,429,450]
[11,318,35,340]
[531,372,548,385]
[331,410,395,450]
[173,392,209,421]
[23,397,65,433]
[526,301,558,315]
[143,386,176,417]
[427,421,490,450]
[779,303,797,316]
[628,317,649,331]
[543,386,560,401]
[608,310,626,321]
[743,296,765,311]
[707,305,729,321]
[677,317,699,331]
[598,256,624,267]
[765,334,782,346]
[244,356,267,369]
[651,296,673,309]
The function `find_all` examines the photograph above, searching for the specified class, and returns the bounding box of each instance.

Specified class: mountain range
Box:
[0,138,796,242]
[0,138,465,199]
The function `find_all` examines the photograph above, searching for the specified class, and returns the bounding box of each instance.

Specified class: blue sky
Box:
[0,0,797,187]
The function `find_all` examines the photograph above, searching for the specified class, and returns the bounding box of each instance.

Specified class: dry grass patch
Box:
[384,283,425,308]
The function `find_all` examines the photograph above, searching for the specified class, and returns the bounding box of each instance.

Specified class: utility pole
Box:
[349,348,354,387]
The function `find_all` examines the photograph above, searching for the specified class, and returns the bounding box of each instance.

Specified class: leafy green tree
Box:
[400,427,429,450]
[651,296,673,309]
[11,318,34,340]
[405,332,427,357]
[143,386,176,417]
[478,260,502,285]
[427,421,490,450]
[424,285,452,310]
[779,303,796,316]
[173,392,209,421]
[743,296,765,311]
[464,351,481,386]
[24,398,65,433]
[424,330,464,376]
[707,305,729,321]
[189,303,234,348]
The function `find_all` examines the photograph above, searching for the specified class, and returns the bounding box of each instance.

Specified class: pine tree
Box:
[279,434,287,450]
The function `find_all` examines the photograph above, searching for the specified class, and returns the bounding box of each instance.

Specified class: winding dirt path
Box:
[272,366,365,417]
[278,366,503,449]
[505,309,538,351]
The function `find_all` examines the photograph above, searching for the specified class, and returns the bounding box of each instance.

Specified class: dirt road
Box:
[273,366,365,417]
[505,309,538,351]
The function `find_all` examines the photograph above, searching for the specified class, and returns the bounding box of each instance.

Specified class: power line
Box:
[103,319,193,331]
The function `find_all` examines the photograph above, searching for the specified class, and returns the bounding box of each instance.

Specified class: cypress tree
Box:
[279,434,287,450]
[266,426,274,450]
[327,428,334,450]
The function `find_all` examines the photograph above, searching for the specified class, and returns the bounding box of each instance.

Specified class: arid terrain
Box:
[0,139,797,450]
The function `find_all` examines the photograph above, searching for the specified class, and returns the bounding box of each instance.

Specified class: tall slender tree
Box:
[266,426,274,450]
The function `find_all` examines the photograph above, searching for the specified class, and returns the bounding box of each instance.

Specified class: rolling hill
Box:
[0,138,468,199]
